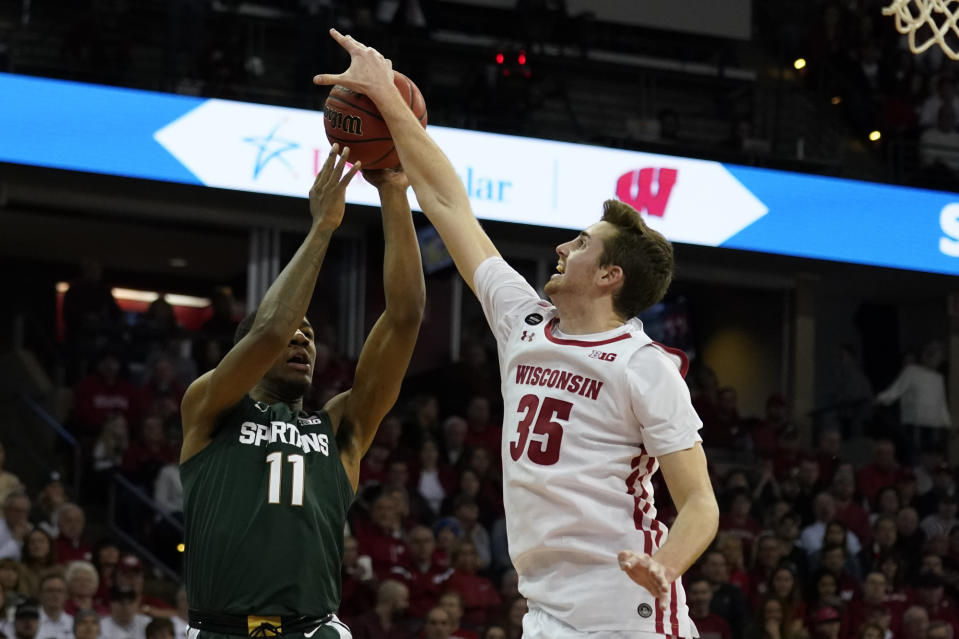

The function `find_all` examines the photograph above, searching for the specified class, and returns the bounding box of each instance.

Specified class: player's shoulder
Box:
[626,330,689,379]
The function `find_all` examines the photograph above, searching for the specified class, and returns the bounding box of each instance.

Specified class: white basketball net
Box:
[883,0,959,59]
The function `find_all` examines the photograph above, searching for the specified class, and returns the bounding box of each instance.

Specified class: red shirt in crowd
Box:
[55,535,92,563]
[833,498,872,545]
[73,374,139,434]
[857,464,909,506]
[691,613,731,639]
[439,570,502,628]
[391,560,447,618]
[354,521,409,580]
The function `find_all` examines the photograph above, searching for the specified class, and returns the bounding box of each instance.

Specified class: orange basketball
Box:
[323,71,428,170]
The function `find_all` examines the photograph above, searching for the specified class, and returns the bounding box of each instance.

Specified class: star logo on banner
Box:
[243,121,300,180]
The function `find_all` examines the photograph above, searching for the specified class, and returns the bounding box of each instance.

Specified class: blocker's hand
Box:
[619,550,672,608]
[313,29,395,101]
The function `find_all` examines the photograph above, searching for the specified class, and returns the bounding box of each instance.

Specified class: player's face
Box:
[544,222,616,302]
[264,319,316,397]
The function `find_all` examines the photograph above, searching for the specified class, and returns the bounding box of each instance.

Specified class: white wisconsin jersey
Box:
[475,257,703,636]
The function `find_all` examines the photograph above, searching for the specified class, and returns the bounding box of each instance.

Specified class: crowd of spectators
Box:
[0,273,954,639]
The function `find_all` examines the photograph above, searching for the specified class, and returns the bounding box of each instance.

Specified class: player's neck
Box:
[250,383,304,412]
[554,299,625,335]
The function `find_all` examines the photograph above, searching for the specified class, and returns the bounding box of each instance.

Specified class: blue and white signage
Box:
[1,72,957,275]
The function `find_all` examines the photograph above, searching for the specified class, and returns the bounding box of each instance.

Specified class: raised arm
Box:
[327,169,426,490]
[180,146,359,463]
[314,29,500,294]
[619,442,719,604]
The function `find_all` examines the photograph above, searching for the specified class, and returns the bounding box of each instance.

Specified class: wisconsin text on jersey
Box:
[513,364,604,400]
[237,418,331,455]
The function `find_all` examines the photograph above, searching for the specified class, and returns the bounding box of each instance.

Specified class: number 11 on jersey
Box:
[266,452,305,506]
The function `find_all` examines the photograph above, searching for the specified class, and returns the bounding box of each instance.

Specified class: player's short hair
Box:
[599,199,674,318]
[234,311,257,345]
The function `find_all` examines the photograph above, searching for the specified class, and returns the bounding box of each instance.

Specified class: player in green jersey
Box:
[179,146,425,639]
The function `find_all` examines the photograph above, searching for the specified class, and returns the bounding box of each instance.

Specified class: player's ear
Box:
[599,264,624,290]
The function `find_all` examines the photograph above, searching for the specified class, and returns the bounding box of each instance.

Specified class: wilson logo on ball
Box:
[323,106,363,136]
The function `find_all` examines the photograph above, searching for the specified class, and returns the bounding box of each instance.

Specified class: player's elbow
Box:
[388,288,426,328]
[696,492,720,537]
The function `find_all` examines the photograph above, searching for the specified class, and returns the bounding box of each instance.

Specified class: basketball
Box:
[323,71,428,170]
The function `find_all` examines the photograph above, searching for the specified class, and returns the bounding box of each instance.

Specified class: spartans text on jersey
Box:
[513,364,604,400]
[237,420,330,455]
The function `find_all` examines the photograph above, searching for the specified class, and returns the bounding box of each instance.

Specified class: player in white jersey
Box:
[316,31,720,639]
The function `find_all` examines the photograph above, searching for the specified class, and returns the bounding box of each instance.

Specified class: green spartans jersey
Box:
[181,395,354,617]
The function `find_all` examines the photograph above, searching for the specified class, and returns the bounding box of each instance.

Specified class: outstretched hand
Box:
[618,550,672,607]
[362,167,409,191]
[313,28,395,101]
[309,144,361,231]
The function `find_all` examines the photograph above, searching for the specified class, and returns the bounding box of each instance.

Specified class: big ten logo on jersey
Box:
[588,349,617,362]
[238,421,330,456]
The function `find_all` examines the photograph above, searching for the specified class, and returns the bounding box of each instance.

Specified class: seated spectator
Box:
[926,619,954,639]
[719,490,761,559]
[715,533,750,594]
[63,561,107,616]
[37,573,72,639]
[895,507,925,565]
[382,462,431,527]
[869,486,901,525]
[463,396,500,462]
[433,518,462,570]
[912,571,959,627]
[772,427,804,481]
[437,540,500,628]
[114,554,173,617]
[0,493,32,561]
[339,536,375,619]
[62,259,121,380]
[705,387,751,452]
[745,596,805,639]
[921,494,959,540]
[12,599,41,639]
[72,351,139,438]
[700,549,750,638]
[750,395,791,457]
[422,605,455,639]
[808,605,841,639]
[92,540,120,605]
[451,497,490,571]
[749,534,786,606]
[54,504,92,564]
[830,469,871,546]
[0,444,23,506]
[0,558,30,604]
[354,492,409,579]
[814,427,843,488]
[31,473,66,539]
[121,414,177,490]
[392,525,444,619]
[774,512,809,581]
[401,395,441,455]
[859,515,898,574]
[916,462,955,518]
[99,586,150,639]
[846,571,905,638]
[687,574,732,639]
[412,439,454,519]
[482,627,506,639]
[73,609,100,639]
[20,529,55,596]
[347,579,416,639]
[440,417,468,468]
[900,605,929,639]
[767,564,806,627]
[137,358,184,419]
[153,462,183,517]
[437,591,478,639]
[819,543,861,601]
[804,570,839,616]
[800,495,862,557]
[857,440,909,507]
[914,449,945,496]
[91,414,129,486]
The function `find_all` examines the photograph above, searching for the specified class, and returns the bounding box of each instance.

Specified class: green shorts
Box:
[187,615,352,639]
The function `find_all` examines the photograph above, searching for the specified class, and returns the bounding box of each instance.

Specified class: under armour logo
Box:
[520,331,535,342]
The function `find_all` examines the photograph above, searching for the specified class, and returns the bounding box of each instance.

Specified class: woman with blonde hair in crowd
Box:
[63,561,107,616]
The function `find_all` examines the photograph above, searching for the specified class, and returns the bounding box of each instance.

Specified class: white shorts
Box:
[522,606,672,639]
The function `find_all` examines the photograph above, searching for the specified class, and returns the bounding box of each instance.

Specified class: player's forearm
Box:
[379,186,426,326]
[374,88,472,224]
[253,224,333,337]
[651,491,718,582]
